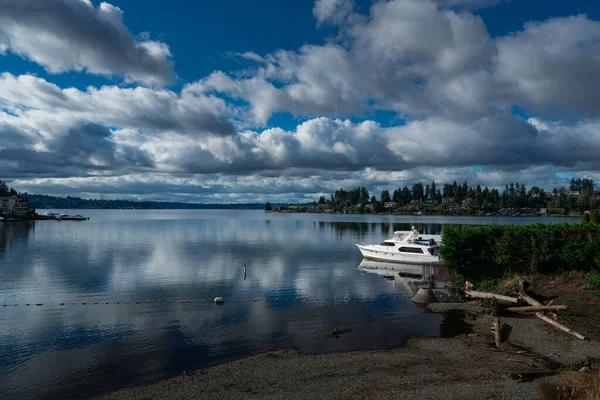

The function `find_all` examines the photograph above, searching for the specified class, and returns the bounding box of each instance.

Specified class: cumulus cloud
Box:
[2,0,600,201]
[0,0,174,85]
[313,0,355,26]
[495,15,600,116]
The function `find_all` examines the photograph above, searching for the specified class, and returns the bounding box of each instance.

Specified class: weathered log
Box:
[517,278,585,340]
[465,290,519,304]
[506,305,568,312]
[535,314,586,340]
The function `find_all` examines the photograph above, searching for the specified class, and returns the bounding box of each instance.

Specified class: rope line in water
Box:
[2,295,415,308]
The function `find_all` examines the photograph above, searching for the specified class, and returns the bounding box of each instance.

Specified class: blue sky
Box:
[1,0,600,202]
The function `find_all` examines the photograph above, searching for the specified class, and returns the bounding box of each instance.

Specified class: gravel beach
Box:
[94,303,600,400]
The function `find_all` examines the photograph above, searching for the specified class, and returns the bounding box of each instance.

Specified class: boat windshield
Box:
[393,232,409,241]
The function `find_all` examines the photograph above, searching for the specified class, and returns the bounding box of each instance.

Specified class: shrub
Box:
[439,223,600,284]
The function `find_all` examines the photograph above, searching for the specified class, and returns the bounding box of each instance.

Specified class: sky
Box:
[2,0,600,203]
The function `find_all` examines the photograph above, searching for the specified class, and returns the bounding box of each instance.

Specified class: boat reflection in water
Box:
[358,259,454,295]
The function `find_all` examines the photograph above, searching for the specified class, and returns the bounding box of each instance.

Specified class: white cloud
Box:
[2,0,600,201]
[0,0,174,85]
[313,0,355,25]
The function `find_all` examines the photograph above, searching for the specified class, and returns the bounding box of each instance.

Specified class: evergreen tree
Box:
[264,202,272,211]
[0,180,8,196]
[381,190,390,203]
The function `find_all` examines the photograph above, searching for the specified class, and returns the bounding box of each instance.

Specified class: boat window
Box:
[398,247,424,254]
[379,242,395,246]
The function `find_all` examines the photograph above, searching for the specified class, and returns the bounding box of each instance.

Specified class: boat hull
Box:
[356,244,443,266]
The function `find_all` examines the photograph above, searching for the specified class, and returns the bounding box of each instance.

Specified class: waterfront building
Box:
[0,196,30,216]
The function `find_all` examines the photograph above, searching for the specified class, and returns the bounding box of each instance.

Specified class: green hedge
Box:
[438,223,600,283]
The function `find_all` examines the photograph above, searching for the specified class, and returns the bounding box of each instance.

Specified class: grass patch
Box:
[588,268,600,290]
[538,370,600,400]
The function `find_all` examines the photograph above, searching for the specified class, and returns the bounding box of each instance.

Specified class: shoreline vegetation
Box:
[271,178,598,217]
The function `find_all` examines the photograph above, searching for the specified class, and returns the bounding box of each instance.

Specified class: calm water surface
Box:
[0,210,579,399]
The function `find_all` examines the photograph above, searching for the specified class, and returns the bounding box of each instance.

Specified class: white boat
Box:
[355,227,442,265]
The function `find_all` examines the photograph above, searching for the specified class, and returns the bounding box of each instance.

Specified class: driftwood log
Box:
[517,279,585,340]
[506,305,568,313]
[491,318,503,349]
[465,290,519,304]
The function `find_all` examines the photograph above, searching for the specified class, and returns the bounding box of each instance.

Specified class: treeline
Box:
[439,223,600,284]
[0,180,18,197]
[24,194,265,210]
[319,178,598,213]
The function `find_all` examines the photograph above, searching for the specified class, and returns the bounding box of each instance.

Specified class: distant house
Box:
[317,204,332,212]
[383,202,398,209]
[548,208,566,215]
[442,197,455,204]
[568,191,580,197]
[0,196,30,216]
[539,207,547,215]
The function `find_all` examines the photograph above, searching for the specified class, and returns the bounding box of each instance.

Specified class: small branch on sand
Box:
[510,370,560,381]
[507,358,538,368]
[506,305,568,313]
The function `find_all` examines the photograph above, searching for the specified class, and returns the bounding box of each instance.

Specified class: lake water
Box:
[0,210,580,399]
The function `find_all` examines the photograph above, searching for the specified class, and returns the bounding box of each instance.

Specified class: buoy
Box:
[116,301,119,304]
[253,299,257,302]
[36,303,43,306]
[232,300,237,303]
[82,302,87,305]
[214,297,225,305]
[169,300,172,303]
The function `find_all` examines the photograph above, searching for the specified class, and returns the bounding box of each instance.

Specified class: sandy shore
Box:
[95,302,600,400]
